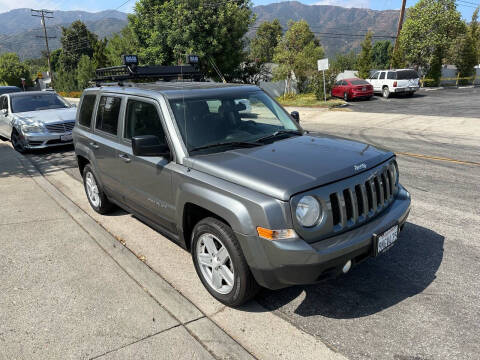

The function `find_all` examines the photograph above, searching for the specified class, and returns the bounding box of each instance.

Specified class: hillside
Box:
[253,1,399,56]
[0,2,400,59]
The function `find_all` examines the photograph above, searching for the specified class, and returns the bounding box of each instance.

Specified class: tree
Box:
[59,20,98,71]
[371,40,393,69]
[250,19,283,63]
[450,32,477,84]
[330,51,357,72]
[0,53,31,87]
[129,0,254,80]
[273,20,324,93]
[77,55,96,90]
[93,38,108,69]
[106,26,140,66]
[398,0,464,81]
[356,31,373,79]
[470,7,480,65]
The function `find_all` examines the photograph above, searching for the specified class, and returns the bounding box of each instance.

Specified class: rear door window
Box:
[124,99,165,140]
[380,72,386,80]
[78,94,96,127]
[387,72,396,80]
[95,96,121,136]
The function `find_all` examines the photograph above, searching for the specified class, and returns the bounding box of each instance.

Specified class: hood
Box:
[187,134,394,200]
[14,108,76,125]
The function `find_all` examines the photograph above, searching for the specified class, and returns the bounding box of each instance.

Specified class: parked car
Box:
[367,69,420,98]
[332,78,373,101]
[0,86,21,95]
[0,91,77,153]
[73,68,411,307]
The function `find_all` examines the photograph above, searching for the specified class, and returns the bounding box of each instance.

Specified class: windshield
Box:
[169,90,301,154]
[11,94,70,113]
[396,70,419,80]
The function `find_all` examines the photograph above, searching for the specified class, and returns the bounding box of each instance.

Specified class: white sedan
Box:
[0,91,77,153]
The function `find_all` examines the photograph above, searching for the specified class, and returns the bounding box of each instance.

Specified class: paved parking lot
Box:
[347,87,480,118]
[13,89,480,360]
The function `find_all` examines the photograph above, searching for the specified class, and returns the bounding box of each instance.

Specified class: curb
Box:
[16,146,348,360]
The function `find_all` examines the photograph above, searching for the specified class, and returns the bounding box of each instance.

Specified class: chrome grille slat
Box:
[369,179,377,212]
[45,121,75,133]
[349,188,359,223]
[359,183,368,217]
[384,170,391,201]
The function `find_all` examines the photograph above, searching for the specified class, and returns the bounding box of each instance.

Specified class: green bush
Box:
[309,69,338,100]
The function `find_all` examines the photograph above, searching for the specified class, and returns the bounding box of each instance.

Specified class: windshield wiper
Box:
[255,129,303,143]
[189,141,262,153]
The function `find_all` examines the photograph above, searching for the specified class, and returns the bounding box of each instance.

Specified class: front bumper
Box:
[23,132,73,149]
[237,185,411,290]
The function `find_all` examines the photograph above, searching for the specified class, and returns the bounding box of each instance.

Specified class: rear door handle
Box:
[89,142,100,149]
[119,153,131,163]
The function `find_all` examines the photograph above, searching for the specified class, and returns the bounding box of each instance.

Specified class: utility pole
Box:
[392,0,407,65]
[31,9,56,87]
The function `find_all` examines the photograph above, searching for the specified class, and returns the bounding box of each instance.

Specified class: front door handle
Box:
[89,142,100,149]
[119,153,131,163]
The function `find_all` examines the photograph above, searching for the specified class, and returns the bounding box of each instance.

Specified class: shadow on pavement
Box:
[255,222,444,319]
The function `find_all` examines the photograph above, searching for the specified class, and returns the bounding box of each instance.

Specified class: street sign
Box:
[318,58,329,71]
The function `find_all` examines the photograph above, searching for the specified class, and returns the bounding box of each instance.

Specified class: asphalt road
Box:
[20,90,480,360]
[347,87,480,118]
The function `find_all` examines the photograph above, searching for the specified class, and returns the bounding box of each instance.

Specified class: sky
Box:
[0,0,478,19]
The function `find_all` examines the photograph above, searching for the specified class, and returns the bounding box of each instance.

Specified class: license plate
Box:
[362,87,366,91]
[60,133,73,142]
[375,225,398,256]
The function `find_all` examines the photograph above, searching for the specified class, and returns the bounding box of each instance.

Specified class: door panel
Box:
[115,98,176,233]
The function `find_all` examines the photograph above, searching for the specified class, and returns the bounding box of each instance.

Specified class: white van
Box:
[367,69,420,98]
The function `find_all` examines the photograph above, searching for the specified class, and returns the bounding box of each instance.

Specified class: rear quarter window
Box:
[396,70,419,80]
[95,96,122,136]
[78,94,96,127]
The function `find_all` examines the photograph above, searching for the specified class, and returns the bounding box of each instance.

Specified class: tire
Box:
[82,164,114,214]
[191,217,260,307]
[382,86,390,98]
[343,92,349,101]
[11,129,27,153]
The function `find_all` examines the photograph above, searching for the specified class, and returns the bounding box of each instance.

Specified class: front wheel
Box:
[343,92,349,101]
[192,217,259,307]
[83,164,114,214]
[11,129,28,153]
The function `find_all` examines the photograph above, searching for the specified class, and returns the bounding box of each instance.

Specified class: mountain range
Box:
[0,2,399,59]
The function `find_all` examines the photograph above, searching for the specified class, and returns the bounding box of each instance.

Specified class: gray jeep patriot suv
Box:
[73,65,411,306]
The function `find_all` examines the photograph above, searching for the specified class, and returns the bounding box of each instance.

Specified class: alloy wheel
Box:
[11,131,25,152]
[85,171,100,208]
[196,233,234,295]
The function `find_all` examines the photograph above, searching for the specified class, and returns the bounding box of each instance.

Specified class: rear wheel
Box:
[382,86,390,98]
[192,217,259,307]
[83,164,114,214]
[11,129,27,153]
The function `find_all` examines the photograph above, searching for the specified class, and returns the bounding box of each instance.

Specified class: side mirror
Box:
[132,135,170,158]
[290,111,300,123]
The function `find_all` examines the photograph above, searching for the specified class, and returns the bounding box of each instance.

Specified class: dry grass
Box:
[276,93,346,108]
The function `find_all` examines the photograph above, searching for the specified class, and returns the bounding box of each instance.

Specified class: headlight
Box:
[296,196,321,227]
[21,124,44,134]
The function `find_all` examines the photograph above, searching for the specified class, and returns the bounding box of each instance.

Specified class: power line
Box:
[31,9,56,85]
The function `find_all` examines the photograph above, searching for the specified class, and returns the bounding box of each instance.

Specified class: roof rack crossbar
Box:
[93,64,202,84]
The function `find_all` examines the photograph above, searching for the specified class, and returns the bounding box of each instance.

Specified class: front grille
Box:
[45,121,75,133]
[330,163,397,230]
[28,140,44,146]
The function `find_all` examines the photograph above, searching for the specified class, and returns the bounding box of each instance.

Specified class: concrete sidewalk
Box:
[0,143,252,360]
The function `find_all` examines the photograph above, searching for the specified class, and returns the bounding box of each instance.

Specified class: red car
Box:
[332,78,374,101]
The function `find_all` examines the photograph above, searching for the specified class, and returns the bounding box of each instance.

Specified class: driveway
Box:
[15,102,480,360]
[346,87,480,118]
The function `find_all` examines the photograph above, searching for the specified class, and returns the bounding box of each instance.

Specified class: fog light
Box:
[342,260,352,274]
